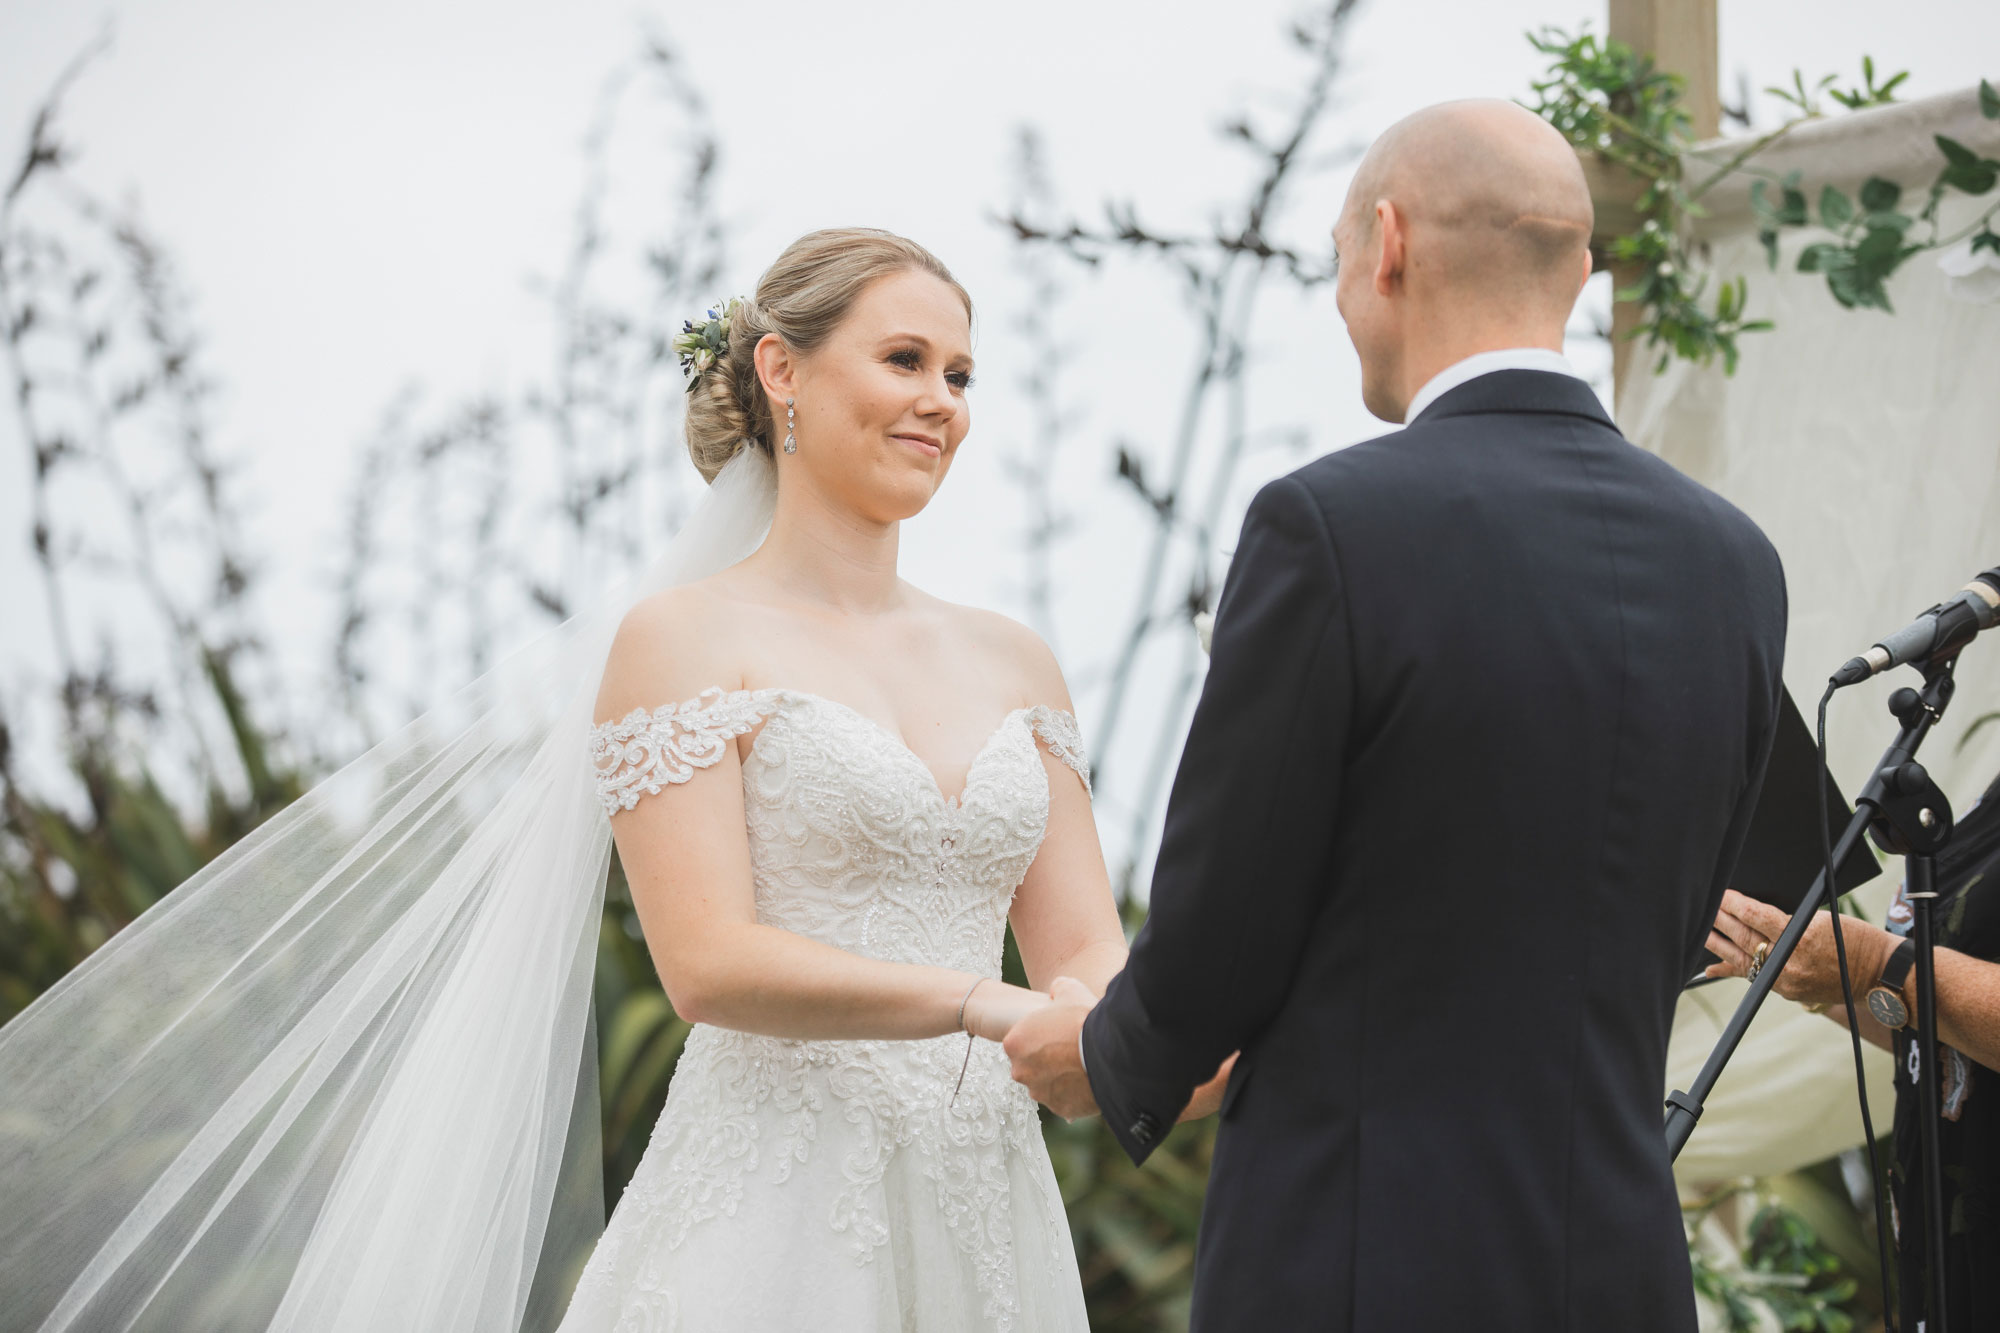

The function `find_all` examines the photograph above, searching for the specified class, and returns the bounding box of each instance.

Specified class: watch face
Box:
[1867,987,1910,1030]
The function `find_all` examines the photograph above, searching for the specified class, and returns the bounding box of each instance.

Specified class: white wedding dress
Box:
[561,686,1096,1333]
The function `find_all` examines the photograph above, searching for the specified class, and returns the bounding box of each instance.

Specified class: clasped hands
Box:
[968,976,1235,1124]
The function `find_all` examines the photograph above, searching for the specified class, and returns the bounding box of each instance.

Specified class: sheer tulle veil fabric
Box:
[0,446,781,1332]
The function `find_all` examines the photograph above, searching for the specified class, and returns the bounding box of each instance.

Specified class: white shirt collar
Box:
[1402,347,1582,425]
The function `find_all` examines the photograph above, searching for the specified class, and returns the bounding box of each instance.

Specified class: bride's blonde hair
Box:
[684,227,973,482]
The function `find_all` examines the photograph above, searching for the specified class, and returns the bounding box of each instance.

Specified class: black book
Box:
[1693,684,1880,977]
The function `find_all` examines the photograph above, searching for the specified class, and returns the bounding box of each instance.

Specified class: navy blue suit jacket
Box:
[1080,369,1788,1332]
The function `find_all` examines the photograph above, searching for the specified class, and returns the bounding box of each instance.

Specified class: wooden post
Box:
[1605,0,1720,398]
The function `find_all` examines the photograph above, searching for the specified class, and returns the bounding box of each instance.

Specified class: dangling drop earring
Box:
[783,398,797,454]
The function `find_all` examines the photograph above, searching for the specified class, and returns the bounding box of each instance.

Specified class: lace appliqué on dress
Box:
[587,686,775,816]
[1024,705,1091,796]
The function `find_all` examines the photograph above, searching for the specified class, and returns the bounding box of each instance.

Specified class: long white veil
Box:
[0,446,779,1332]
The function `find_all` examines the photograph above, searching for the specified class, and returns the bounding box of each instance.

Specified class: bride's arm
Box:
[991,616,1236,1120]
[596,590,1046,1044]
[1013,771,1126,997]
[985,618,1127,995]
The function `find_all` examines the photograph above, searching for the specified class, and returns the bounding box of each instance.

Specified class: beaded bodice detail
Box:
[564,687,1094,1332]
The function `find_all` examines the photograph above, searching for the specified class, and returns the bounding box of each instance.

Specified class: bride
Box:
[566,229,1136,1330]
[0,227,1226,1333]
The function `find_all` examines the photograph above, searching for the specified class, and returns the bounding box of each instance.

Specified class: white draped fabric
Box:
[1619,89,2000,1187]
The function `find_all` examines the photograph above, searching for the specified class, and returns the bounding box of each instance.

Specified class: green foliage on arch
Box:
[1525,27,2000,375]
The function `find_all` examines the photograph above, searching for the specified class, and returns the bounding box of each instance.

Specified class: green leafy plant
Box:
[1742,1201,1863,1331]
[1526,26,2000,372]
[1750,95,2000,312]
[1686,1179,1871,1333]
[0,652,307,1022]
[1525,26,1773,373]
[1769,57,1910,117]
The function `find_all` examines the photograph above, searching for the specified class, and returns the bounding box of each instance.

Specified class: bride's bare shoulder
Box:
[595,578,749,722]
[928,595,1075,713]
[617,575,740,633]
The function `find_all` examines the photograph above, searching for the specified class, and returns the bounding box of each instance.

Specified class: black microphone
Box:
[1831,566,2000,687]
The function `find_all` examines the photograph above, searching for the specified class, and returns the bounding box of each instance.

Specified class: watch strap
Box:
[1875,936,1916,994]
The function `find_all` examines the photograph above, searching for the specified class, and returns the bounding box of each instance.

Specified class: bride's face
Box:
[769,270,974,524]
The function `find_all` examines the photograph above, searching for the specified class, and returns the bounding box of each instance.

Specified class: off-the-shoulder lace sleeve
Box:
[587,686,776,816]
[1024,705,1091,796]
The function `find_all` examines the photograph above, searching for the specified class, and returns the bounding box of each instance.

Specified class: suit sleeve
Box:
[1082,474,1351,1164]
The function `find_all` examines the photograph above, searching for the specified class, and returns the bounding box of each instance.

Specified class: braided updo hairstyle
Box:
[684,228,974,483]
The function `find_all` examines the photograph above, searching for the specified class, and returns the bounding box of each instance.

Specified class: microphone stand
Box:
[1907,850,1949,1332]
[1663,659,1960,1333]
[1868,691,1957,1333]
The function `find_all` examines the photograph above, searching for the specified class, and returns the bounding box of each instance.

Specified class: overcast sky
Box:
[4,0,1995,880]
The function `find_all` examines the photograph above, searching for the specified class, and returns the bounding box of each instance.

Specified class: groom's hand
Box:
[1002,976,1100,1120]
[1177,1051,1239,1123]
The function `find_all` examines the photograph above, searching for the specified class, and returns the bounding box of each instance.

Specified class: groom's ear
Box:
[1372,199,1406,297]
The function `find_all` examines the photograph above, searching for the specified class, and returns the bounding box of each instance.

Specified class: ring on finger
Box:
[1746,938,1770,982]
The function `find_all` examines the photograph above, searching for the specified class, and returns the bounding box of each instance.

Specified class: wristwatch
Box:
[1865,937,1917,1030]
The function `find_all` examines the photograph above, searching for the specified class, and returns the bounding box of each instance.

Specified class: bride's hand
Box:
[1177,1051,1239,1123]
[960,979,1054,1043]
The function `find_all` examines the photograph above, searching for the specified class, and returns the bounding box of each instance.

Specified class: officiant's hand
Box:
[1002,977,1102,1120]
[1703,888,1900,1008]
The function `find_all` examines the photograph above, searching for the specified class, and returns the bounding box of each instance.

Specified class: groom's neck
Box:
[1393,311,1567,412]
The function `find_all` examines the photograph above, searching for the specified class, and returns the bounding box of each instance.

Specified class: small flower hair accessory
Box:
[672,297,744,392]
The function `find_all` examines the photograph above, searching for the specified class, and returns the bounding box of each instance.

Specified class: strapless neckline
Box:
[586,684,1088,818]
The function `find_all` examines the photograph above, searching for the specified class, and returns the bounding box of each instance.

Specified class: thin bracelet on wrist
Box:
[950,978,986,1110]
[956,977,985,1034]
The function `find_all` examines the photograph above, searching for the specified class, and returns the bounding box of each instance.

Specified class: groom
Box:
[1006,99,1787,1331]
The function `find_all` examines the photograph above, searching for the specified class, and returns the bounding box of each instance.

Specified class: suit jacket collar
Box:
[1408,368,1618,432]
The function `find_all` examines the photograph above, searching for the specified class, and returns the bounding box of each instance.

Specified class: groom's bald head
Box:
[1345,99,1592,300]
[1335,99,1595,421]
